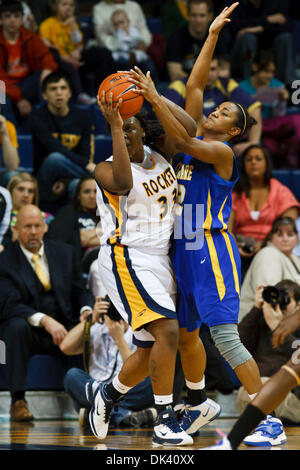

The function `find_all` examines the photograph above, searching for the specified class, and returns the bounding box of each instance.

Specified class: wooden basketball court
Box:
[1,417,300,451]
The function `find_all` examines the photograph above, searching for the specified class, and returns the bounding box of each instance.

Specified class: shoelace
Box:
[100,385,114,423]
[254,421,282,437]
[159,412,184,434]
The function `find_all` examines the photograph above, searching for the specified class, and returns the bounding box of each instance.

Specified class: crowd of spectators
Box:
[1,0,300,428]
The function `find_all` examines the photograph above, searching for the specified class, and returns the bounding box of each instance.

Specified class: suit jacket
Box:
[0,239,94,326]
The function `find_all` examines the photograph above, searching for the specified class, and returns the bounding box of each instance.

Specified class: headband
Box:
[236,103,247,135]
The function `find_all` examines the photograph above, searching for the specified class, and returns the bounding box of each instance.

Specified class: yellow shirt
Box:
[39,17,83,56]
[0,120,18,148]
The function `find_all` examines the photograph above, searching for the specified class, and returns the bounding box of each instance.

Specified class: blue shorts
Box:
[171,230,241,331]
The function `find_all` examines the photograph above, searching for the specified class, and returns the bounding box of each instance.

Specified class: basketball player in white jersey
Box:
[85,91,198,446]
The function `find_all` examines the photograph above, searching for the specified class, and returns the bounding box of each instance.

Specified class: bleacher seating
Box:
[0,355,82,391]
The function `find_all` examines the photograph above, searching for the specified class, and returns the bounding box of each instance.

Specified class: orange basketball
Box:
[97,72,144,119]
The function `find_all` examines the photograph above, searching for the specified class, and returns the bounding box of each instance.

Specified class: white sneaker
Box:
[202,436,232,450]
[178,398,221,435]
[86,381,114,440]
[152,409,193,447]
[243,415,287,447]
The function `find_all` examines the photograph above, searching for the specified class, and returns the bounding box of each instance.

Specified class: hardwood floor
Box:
[0,418,299,451]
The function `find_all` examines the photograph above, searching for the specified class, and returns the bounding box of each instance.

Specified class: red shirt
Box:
[232,178,300,241]
[4,37,29,82]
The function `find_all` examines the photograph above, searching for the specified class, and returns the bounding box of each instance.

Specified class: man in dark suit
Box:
[0,204,95,421]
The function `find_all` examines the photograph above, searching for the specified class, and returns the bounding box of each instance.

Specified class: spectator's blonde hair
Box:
[7,172,39,206]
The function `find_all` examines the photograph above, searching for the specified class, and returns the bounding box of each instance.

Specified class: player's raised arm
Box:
[94,92,133,194]
[186,2,239,131]
[127,67,233,166]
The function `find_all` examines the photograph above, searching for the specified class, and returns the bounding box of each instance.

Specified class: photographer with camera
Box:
[60,295,156,431]
[239,216,300,321]
[235,280,300,445]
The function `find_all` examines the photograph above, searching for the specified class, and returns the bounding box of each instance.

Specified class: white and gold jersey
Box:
[96,145,178,254]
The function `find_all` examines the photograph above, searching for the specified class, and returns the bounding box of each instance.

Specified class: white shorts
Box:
[98,244,177,347]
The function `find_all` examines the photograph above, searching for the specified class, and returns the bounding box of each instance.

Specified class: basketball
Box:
[97,72,144,119]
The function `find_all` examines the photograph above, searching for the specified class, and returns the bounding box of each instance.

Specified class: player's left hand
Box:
[126,66,160,104]
[209,2,239,35]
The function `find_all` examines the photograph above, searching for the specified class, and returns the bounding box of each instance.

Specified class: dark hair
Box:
[0,0,23,16]
[262,216,298,248]
[73,175,96,212]
[234,144,273,196]
[230,102,257,143]
[275,279,300,304]
[187,0,214,13]
[253,49,277,72]
[41,71,71,92]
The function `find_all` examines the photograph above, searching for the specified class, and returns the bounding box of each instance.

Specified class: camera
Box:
[262,286,290,310]
[103,295,123,321]
[236,235,256,254]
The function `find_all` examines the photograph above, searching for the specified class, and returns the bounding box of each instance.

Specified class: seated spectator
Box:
[0,204,95,421]
[228,145,300,278]
[239,50,300,168]
[93,0,152,53]
[160,0,188,40]
[0,0,58,129]
[0,114,20,186]
[164,54,262,155]
[106,9,157,79]
[39,0,115,104]
[237,281,300,424]
[61,297,157,430]
[29,71,95,214]
[22,1,38,32]
[239,216,300,321]
[230,0,295,84]
[2,172,54,247]
[165,0,231,82]
[0,185,12,252]
[47,176,100,271]
[229,144,300,280]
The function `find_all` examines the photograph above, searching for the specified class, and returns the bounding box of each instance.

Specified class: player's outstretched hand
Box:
[209,2,239,36]
[126,66,160,105]
[97,91,123,127]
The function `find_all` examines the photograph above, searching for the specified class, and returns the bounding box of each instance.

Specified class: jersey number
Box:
[157,188,178,220]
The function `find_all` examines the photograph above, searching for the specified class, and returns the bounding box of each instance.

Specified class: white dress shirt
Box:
[19,242,92,327]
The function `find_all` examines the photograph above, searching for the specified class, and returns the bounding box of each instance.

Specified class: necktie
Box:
[31,254,51,291]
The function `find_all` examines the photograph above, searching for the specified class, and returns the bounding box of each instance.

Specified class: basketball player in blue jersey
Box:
[128,3,282,439]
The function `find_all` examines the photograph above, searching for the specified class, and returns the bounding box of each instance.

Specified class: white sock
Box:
[112,375,132,395]
[154,394,173,407]
[186,377,205,390]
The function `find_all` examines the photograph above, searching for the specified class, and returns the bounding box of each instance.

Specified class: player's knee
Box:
[178,331,198,353]
[209,324,252,369]
[159,319,179,351]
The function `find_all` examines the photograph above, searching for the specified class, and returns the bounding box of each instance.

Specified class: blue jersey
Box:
[171,138,241,331]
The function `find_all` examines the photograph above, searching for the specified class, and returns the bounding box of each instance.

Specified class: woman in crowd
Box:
[2,172,54,247]
[239,216,300,320]
[228,144,300,279]
[47,176,100,271]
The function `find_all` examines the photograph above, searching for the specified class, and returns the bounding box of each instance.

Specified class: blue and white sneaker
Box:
[152,409,193,447]
[177,398,221,435]
[86,381,114,440]
[202,436,232,450]
[243,415,287,447]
